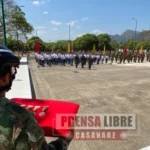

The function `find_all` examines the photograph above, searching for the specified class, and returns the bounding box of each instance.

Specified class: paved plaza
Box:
[29,58,150,150]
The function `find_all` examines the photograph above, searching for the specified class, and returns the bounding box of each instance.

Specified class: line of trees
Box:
[6,34,150,52]
[23,35,150,52]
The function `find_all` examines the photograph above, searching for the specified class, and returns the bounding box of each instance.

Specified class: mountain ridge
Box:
[109,29,148,42]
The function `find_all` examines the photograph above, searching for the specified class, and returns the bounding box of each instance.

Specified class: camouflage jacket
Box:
[0,97,70,150]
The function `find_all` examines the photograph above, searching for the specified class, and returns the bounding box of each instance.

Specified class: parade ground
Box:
[29,58,150,150]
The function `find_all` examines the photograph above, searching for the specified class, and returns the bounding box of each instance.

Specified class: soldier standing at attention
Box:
[101,54,104,64]
[147,51,150,62]
[80,54,86,68]
[133,50,138,63]
[96,54,100,64]
[74,54,80,68]
[88,54,93,70]
[141,51,145,63]
[115,50,119,63]
[110,51,115,64]
[105,53,109,64]
[0,47,73,150]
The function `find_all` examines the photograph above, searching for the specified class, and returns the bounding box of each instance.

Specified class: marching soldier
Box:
[115,50,119,63]
[80,54,86,68]
[133,50,138,63]
[110,51,115,64]
[105,53,109,64]
[118,50,123,64]
[88,54,93,70]
[147,51,150,62]
[141,51,145,63]
[74,54,80,68]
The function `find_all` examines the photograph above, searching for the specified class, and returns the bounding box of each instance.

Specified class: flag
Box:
[67,43,70,53]
[70,41,72,53]
[124,45,128,56]
[67,42,72,53]
[92,44,96,53]
[35,41,40,53]
[103,44,106,54]
[11,98,80,137]
[140,46,143,53]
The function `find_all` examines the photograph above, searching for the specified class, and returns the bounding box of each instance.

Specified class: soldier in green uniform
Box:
[123,52,126,64]
[118,50,123,64]
[74,54,80,68]
[133,50,138,63]
[87,54,93,70]
[110,51,115,64]
[115,50,119,63]
[127,50,132,63]
[147,51,150,62]
[80,54,86,68]
[130,50,134,62]
[141,51,145,63]
[0,47,73,150]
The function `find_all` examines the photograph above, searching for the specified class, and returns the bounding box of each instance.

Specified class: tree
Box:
[73,34,98,51]
[7,8,33,41]
[97,34,111,51]
[25,36,45,51]
[126,39,136,50]
[110,40,119,51]
[136,40,150,50]
[0,0,33,44]
[118,42,124,49]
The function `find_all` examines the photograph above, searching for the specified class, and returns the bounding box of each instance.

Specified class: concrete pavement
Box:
[29,58,150,150]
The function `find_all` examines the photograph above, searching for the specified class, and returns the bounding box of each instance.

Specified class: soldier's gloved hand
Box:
[48,130,74,150]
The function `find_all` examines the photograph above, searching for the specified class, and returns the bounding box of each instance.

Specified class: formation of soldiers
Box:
[34,52,110,70]
[110,49,150,64]
[34,50,150,69]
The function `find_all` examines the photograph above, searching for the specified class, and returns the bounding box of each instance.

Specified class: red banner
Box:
[35,41,40,53]
[11,98,80,138]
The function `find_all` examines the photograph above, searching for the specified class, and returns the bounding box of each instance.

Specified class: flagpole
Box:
[1,0,7,46]
[132,18,137,42]
[72,40,73,52]
[69,23,70,41]
[68,23,72,53]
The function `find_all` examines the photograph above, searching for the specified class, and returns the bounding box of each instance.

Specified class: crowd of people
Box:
[34,49,150,69]
[110,49,150,64]
[34,52,110,70]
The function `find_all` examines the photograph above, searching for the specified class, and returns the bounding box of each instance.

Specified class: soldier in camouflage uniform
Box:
[127,50,132,63]
[114,51,119,63]
[133,50,138,63]
[74,54,80,68]
[87,54,93,70]
[118,50,124,64]
[147,51,150,62]
[141,51,145,63]
[123,51,127,64]
[130,50,134,62]
[0,47,73,150]
[110,51,115,64]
